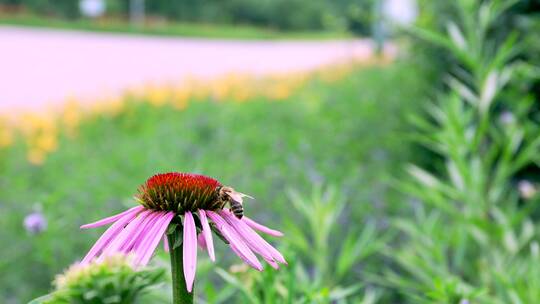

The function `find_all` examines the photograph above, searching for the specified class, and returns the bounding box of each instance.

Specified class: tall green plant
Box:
[385,0,540,303]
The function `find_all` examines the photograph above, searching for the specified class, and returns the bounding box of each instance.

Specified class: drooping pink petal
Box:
[206,211,263,271]
[122,212,161,253]
[198,209,215,261]
[183,211,198,292]
[139,212,175,265]
[220,210,273,263]
[198,233,207,250]
[266,258,279,269]
[242,216,284,237]
[100,210,152,257]
[134,212,175,266]
[130,215,163,265]
[81,208,141,264]
[132,216,163,265]
[80,206,144,229]
[128,212,161,253]
[221,210,286,266]
[163,235,170,253]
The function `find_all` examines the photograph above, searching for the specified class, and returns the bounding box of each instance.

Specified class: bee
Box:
[217,186,254,219]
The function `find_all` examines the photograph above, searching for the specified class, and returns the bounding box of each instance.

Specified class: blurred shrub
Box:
[409,0,537,91]
[0,0,80,18]
[0,0,376,33]
[382,0,540,302]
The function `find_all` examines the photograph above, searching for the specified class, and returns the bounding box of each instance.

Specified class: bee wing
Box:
[236,191,255,202]
[240,192,255,200]
[228,191,255,204]
[228,191,244,204]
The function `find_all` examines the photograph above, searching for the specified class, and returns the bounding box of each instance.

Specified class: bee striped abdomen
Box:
[230,201,244,219]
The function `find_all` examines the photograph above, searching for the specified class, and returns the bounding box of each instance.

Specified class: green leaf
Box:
[166,223,178,235]
[215,268,259,304]
[28,294,54,304]
[329,284,363,300]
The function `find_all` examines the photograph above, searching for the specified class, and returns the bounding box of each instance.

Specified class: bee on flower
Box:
[80,172,285,301]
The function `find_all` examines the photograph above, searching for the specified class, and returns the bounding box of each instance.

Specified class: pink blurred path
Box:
[0,26,394,113]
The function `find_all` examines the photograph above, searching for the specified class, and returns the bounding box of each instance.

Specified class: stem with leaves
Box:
[167,226,193,304]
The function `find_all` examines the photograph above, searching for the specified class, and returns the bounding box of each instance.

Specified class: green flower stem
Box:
[167,232,193,304]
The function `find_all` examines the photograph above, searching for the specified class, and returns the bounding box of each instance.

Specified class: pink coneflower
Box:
[81,172,285,303]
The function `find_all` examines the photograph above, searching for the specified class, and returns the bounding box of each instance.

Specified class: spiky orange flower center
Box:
[137,172,222,212]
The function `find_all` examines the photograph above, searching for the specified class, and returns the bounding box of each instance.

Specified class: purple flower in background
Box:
[81,172,285,296]
[499,110,515,125]
[518,180,536,200]
[24,211,47,234]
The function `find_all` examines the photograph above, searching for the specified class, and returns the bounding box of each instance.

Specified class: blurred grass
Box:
[0,13,352,40]
[0,62,426,302]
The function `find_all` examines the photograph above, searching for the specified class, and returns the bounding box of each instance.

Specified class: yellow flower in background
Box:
[0,128,13,148]
[62,100,82,138]
[27,149,46,165]
[189,78,212,100]
[15,113,59,165]
[266,83,292,100]
[211,76,233,101]
[35,132,58,152]
[94,97,125,116]
[172,87,191,110]
[319,64,352,83]
[231,84,252,102]
[145,85,170,106]
[0,119,14,148]
[228,74,254,103]
[21,113,56,136]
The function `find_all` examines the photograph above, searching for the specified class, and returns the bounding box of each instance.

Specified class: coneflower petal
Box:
[142,212,175,265]
[183,211,198,292]
[132,214,163,264]
[220,211,272,261]
[266,258,279,269]
[135,212,174,266]
[80,206,144,229]
[197,233,207,249]
[207,211,263,271]
[198,209,215,262]
[101,210,152,256]
[163,235,169,253]
[81,209,141,264]
[125,212,160,253]
[242,216,284,237]
[221,210,286,266]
